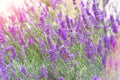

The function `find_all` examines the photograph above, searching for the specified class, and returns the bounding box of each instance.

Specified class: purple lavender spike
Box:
[93,75,101,80]
[20,66,27,75]
[110,35,116,48]
[10,46,17,58]
[41,65,48,78]
[58,77,64,80]
[69,36,74,46]
[104,35,110,49]
[29,37,35,45]
[20,46,26,62]
[39,38,47,54]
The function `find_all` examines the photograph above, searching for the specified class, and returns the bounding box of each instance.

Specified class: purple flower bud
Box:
[34,75,40,79]
[110,15,114,23]
[29,37,35,45]
[82,11,91,29]
[92,1,103,21]
[40,16,45,26]
[102,55,107,67]
[85,38,96,58]
[20,46,26,62]
[2,75,9,80]
[10,46,17,58]
[30,6,35,13]
[94,20,101,29]
[69,36,74,46]
[56,38,61,50]
[9,26,16,36]
[58,28,68,41]
[66,15,70,28]
[0,31,6,44]
[104,35,110,49]
[41,65,48,78]
[110,35,116,48]
[74,61,79,67]
[19,32,26,45]
[60,20,67,28]
[50,0,62,9]
[97,40,102,56]
[39,38,47,54]
[58,77,64,80]
[58,12,62,21]
[47,36,54,49]
[17,78,22,80]
[49,48,58,62]
[104,26,108,33]
[20,66,27,75]
[93,75,101,80]
[72,0,76,5]
[20,9,27,23]
[110,15,118,33]
[112,23,118,33]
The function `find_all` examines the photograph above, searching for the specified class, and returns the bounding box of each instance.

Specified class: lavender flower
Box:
[0,53,9,79]
[58,77,64,80]
[29,37,35,45]
[19,8,27,23]
[93,75,101,80]
[0,31,6,44]
[47,36,54,49]
[20,66,27,75]
[19,31,26,45]
[34,75,40,79]
[97,40,102,56]
[9,26,16,36]
[102,55,107,67]
[56,38,61,50]
[20,46,26,62]
[50,0,62,9]
[104,26,109,33]
[85,38,96,58]
[111,23,118,33]
[10,46,17,58]
[69,36,74,46]
[39,16,45,26]
[41,65,48,78]
[74,61,79,67]
[104,35,110,49]
[39,38,47,54]
[72,0,76,5]
[110,35,116,48]
[49,48,58,62]
[110,15,115,23]
[81,9,91,29]
[58,28,68,41]
[110,15,118,33]
[17,78,22,80]
[92,0,103,21]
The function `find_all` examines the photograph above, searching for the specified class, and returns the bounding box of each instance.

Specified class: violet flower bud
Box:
[29,37,35,45]
[58,77,64,80]
[110,35,116,48]
[39,38,47,54]
[104,35,110,49]
[20,46,26,62]
[20,66,27,75]
[93,75,101,80]
[41,65,48,78]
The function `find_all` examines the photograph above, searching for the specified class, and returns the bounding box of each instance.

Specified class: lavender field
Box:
[0,0,120,80]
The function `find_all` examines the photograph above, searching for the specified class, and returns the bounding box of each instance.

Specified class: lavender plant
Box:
[0,0,119,80]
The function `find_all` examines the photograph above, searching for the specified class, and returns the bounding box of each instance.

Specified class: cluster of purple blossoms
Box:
[0,0,119,79]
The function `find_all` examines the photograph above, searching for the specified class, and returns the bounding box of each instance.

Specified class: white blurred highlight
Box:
[0,0,24,14]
